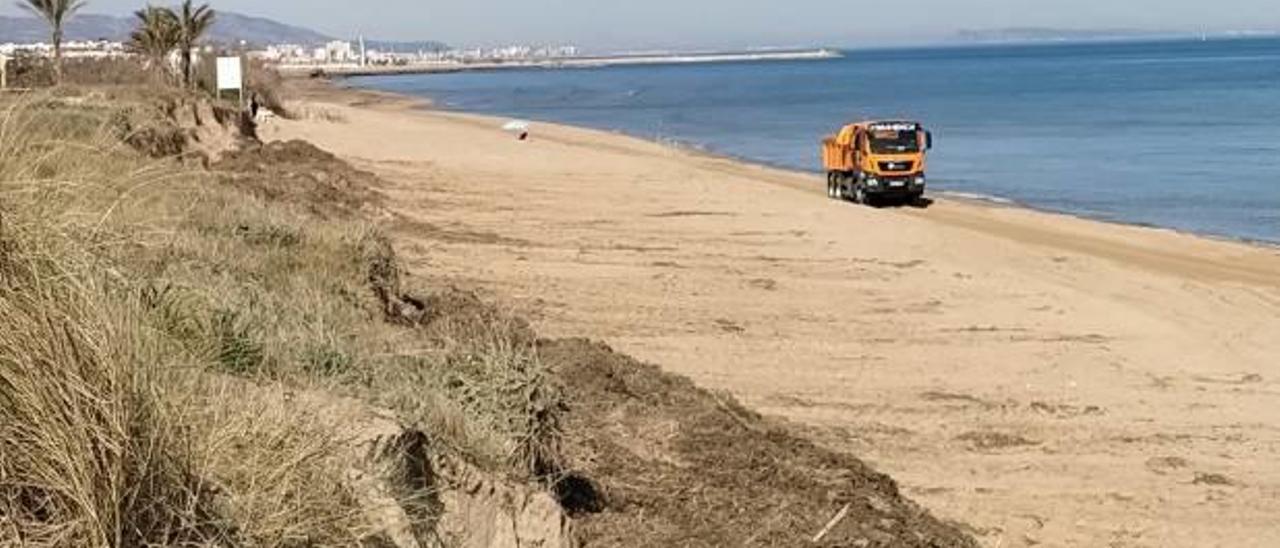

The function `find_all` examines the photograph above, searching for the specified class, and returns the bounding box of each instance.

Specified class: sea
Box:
[348,38,1280,244]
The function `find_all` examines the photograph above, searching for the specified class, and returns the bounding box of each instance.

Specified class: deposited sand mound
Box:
[212,140,384,217]
[106,92,255,162]
[540,339,977,547]
[354,241,975,546]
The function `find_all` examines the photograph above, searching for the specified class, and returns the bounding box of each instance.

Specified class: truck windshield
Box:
[868,130,920,154]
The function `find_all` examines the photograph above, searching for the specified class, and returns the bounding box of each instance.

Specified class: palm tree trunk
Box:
[181,48,191,88]
[52,28,63,85]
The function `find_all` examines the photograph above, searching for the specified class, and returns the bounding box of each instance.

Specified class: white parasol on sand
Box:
[502,119,531,133]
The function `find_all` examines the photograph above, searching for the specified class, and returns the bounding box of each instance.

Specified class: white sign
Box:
[215,57,242,91]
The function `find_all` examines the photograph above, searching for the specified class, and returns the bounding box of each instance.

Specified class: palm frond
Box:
[126,5,180,65]
[15,0,87,23]
[178,0,217,45]
[174,0,215,87]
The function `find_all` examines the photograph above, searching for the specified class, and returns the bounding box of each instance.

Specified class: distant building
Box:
[0,40,127,59]
[257,40,586,68]
[325,40,356,63]
[255,44,308,61]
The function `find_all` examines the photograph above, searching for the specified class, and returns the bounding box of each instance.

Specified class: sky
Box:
[3,0,1278,50]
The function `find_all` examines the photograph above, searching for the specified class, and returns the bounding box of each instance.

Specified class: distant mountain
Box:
[954,27,1174,44]
[208,12,335,45]
[0,11,334,46]
[0,13,132,43]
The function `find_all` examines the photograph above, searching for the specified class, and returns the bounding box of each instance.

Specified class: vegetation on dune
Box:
[10,0,221,93]
[15,0,88,84]
[0,92,348,545]
[0,87,566,545]
[122,1,214,88]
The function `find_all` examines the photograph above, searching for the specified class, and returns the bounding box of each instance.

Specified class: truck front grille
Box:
[878,161,915,172]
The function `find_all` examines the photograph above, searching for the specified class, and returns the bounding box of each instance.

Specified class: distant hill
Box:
[0,13,132,43]
[1,11,335,46]
[208,12,334,45]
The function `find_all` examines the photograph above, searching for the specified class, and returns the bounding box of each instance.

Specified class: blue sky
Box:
[4,0,1278,49]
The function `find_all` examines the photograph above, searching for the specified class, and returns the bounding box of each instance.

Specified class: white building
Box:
[0,40,127,59]
[256,43,308,62]
[325,40,356,63]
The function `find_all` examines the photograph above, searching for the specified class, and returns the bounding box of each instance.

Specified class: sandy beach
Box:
[265,85,1280,547]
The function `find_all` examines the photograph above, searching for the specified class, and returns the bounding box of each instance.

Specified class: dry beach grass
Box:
[0,90,550,545]
[0,92,375,545]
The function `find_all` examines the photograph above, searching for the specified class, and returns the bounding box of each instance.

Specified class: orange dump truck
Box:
[822,121,933,205]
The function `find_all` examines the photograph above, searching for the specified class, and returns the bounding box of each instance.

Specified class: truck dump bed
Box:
[822,137,855,172]
[821,124,859,172]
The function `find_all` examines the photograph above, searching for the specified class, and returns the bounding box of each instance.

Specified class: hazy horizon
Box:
[3,0,1278,50]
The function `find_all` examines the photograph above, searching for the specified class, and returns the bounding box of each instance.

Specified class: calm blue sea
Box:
[349,38,1280,243]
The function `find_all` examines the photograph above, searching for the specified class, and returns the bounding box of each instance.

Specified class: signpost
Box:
[215,56,243,105]
[0,55,9,90]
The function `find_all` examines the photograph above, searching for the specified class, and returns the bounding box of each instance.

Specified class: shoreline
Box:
[276,48,840,77]
[336,78,1280,252]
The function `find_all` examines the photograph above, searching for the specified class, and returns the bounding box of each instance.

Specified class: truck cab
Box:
[822,121,932,205]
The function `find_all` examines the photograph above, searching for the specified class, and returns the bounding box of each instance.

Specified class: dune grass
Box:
[0,88,563,545]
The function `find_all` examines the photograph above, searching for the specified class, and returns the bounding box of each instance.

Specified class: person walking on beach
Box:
[249,92,260,119]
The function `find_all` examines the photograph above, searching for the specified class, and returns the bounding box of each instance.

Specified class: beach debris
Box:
[812,503,853,542]
[955,430,1039,450]
[1192,472,1236,487]
[503,119,531,140]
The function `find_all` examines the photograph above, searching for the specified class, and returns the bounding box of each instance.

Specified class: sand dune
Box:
[266,85,1280,547]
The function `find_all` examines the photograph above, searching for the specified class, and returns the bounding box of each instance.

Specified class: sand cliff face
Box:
[264,84,1280,548]
[272,387,577,548]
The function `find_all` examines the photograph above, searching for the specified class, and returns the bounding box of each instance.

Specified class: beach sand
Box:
[265,84,1280,547]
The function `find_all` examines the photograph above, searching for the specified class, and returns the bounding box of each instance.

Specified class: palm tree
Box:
[175,0,214,89]
[16,0,88,84]
[126,5,179,82]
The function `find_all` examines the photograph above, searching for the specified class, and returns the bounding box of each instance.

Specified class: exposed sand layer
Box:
[266,87,1280,547]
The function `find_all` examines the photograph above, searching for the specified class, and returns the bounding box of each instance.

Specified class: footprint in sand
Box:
[1145,456,1190,475]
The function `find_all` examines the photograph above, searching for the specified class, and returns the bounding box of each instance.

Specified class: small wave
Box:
[655,136,712,153]
[1101,54,1280,66]
[936,190,1017,205]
